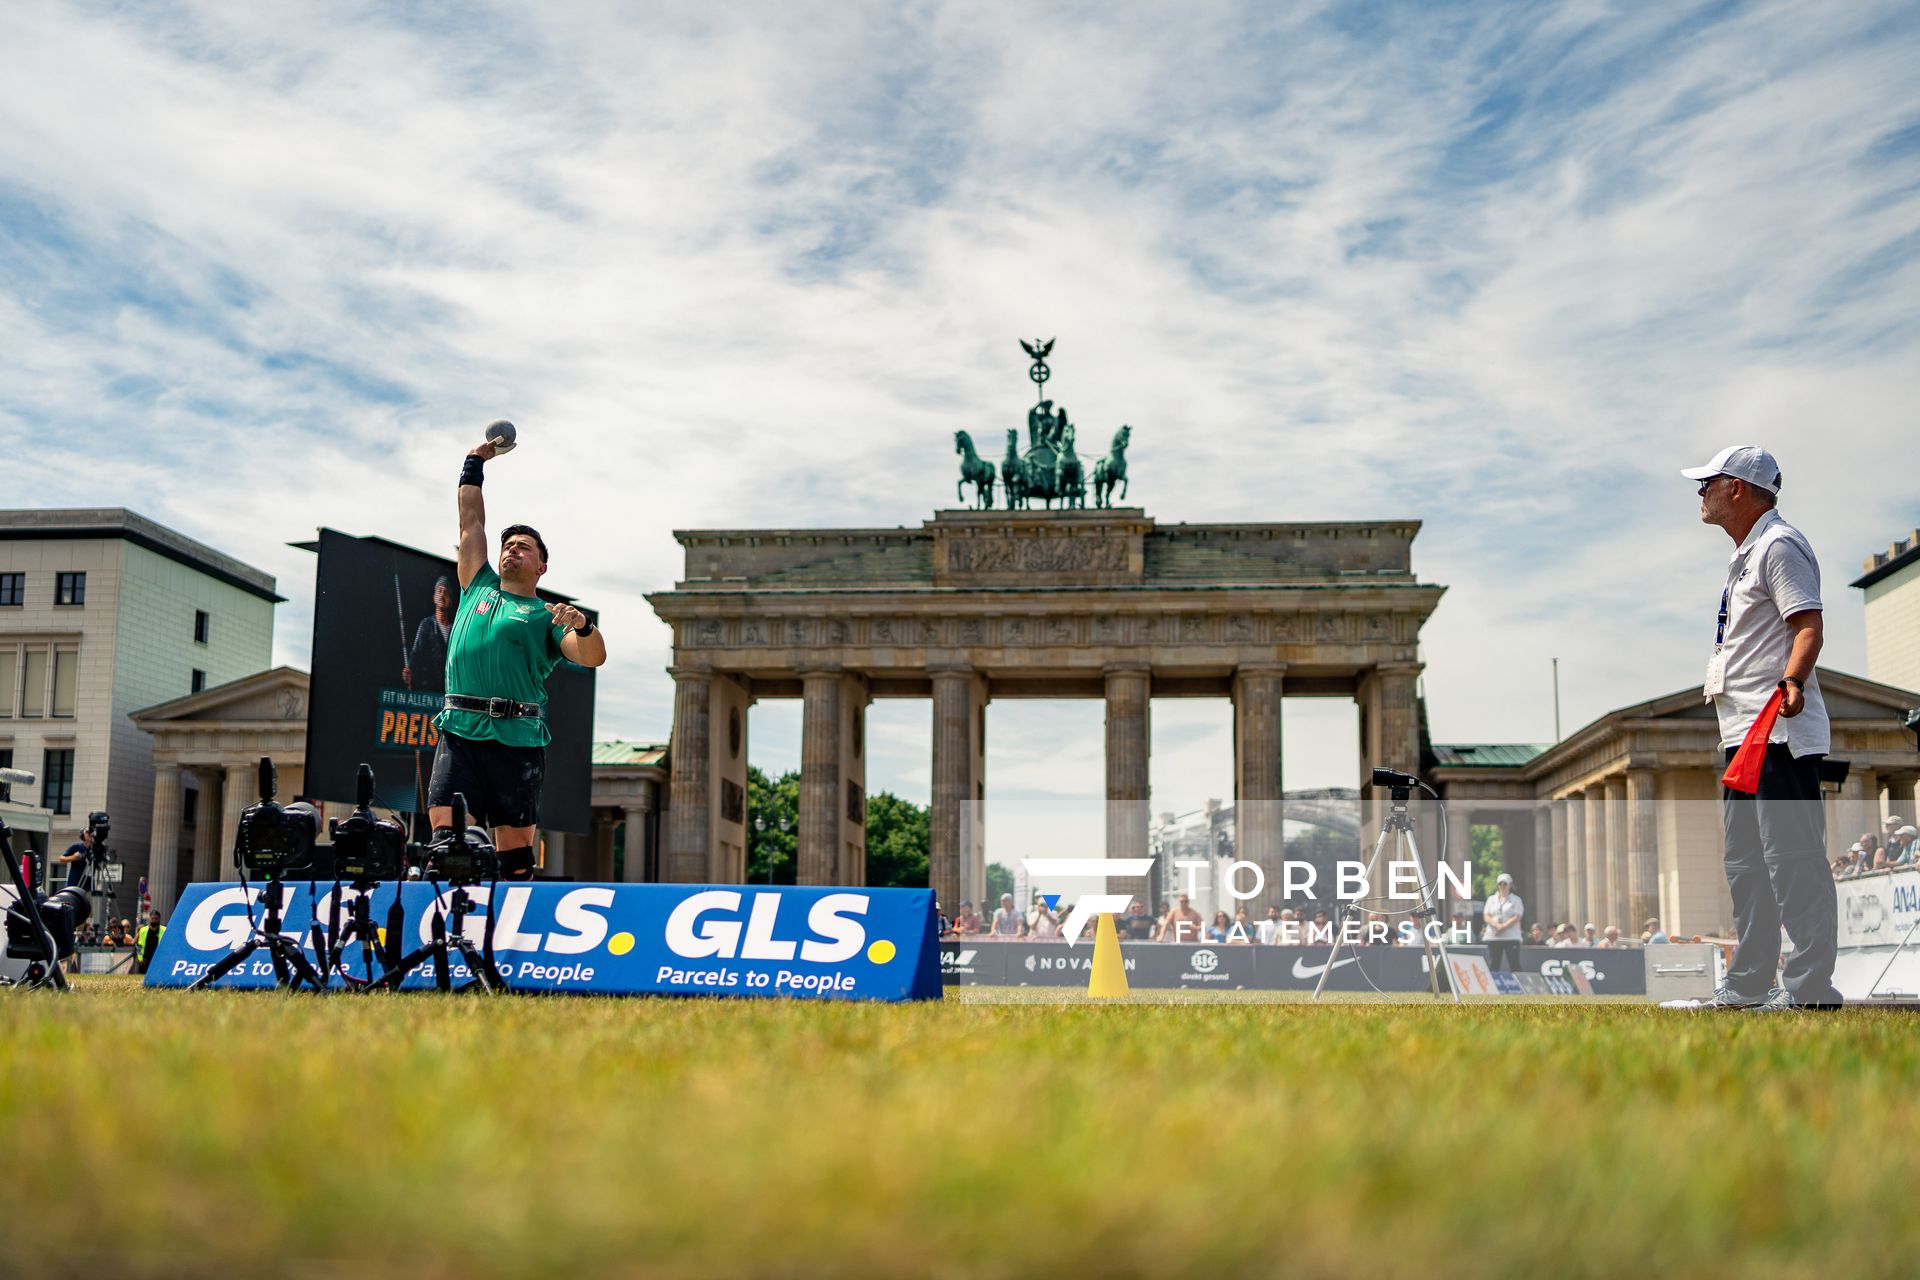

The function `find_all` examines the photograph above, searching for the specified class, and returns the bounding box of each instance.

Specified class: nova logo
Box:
[1893,882,1920,914]
[664,890,870,963]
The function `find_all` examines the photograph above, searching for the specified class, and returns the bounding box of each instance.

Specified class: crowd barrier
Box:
[940,941,1647,995]
[143,882,943,1000]
[1835,866,1920,999]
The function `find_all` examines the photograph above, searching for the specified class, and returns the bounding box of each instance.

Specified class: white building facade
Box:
[0,509,279,906]
[1855,529,1920,697]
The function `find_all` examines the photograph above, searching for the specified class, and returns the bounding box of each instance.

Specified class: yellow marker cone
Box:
[1088,911,1129,998]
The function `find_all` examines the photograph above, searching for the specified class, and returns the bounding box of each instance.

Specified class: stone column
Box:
[1626,768,1660,932]
[622,795,652,883]
[798,669,846,885]
[1564,792,1587,926]
[220,764,258,877]
[1583,784,1608,930]
[1531,803,1553,930]
[930,667,986,911]
[1878,773,1918,839]
[1105,664,1152,901]
[1361,663,1426,873]
[1839,767,1879,858]
[664,667,712,882]
[190,769,221,883]
[1231,664,1285,912]
[1549,798,1570,924]
[1605,776,1630,930]
[146,763,184,915]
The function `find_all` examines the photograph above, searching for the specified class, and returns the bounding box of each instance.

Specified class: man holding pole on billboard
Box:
[428,424,608,877]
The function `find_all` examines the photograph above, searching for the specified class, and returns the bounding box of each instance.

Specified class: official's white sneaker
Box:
[1658,986,1766,1010]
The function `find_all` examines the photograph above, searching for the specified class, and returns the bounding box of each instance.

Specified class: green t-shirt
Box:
[432,562,568,748]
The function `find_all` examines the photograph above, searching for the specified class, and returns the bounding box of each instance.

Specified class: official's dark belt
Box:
[443,695,545,720]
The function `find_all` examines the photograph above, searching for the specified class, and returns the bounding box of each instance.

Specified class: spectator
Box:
[1363,911,1391,945]
[936,901,952,937]
[1205,910,1231,943]
[1482,873,1524,973]
[990,893,1021,937]
[1528,923,1546,944]
[1122,899,1156,941]
[1306,908,1334,946]
[1158,894,1205,944]
[1256,905,1285,945]
[1599,925,1624,948]
[1550,923,1579,948]
[1027,894,1061,941]
[1582,922,1599,947]
[1229,907,1255,943]
[133,911,165,975]
[1642,918,1669,945]
[951,901,982,936]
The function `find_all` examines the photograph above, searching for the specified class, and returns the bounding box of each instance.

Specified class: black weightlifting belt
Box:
[443,695,545,720]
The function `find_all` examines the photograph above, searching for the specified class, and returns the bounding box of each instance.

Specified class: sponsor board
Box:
[1838,868,1920,950]
[145,882,942,1000]
[938,944,1646,994]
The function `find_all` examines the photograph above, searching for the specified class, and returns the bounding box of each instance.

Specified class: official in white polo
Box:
[1670,444,1841,1010]
[1482,873,1524,973]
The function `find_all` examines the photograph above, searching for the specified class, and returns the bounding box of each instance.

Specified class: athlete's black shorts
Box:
[428,731,545,829]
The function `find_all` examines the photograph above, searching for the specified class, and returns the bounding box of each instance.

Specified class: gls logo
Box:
[665,890,870,964]
[182,885,618,954]
[1540,958,1603,982]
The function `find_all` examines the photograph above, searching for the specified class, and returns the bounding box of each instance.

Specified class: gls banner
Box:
[146,882,943,1001]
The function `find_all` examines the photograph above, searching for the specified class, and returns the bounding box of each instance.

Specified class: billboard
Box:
[145,882,944,1001]
[302,529,596,830]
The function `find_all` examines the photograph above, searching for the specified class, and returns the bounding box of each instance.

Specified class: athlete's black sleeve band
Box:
[460,455,485,488]
[573,621,593,638]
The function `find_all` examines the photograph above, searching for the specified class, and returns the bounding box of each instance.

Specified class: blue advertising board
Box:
[146,882,943,1001]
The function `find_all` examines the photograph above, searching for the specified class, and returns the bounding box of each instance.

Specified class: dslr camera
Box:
[234,759,321,878]
[329,765,405,882]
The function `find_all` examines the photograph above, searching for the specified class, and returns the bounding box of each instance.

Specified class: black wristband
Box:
[573,621,594,638]
[460,455,485,488]
[1780,676,1804,690]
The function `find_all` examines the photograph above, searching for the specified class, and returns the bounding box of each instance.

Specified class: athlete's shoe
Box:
[1658,985,1767,1010]
[1743,986,1845,1012]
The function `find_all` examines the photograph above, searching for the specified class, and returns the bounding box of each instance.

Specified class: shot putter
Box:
[485,419,517,454]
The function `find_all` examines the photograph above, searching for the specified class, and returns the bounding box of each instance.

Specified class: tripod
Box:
[1313,779,1460,1003]
[321,880,398,990]
[188,876,328,992]
[1,815,69,991]
[375,879,506,994]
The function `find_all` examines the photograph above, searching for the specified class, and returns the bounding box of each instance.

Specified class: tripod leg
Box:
[431,909,450,992]
[1401,829,1460,1004]
[189,941,262,990]
[1315,821,1396,1001]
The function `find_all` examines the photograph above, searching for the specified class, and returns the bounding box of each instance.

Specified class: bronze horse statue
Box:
[1055,423,1086,509]
[1002,429,1029,510]
[954,430,996,509]
[1092,424,1131,508]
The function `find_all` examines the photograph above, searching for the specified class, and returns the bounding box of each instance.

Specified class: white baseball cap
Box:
[1496,873,1513,885]
[1681,444,1781,494]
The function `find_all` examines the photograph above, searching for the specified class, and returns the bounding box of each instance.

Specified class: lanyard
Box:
[1715,585,1730,646]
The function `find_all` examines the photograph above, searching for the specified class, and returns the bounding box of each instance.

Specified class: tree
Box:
[1468,824,1505,900]
[864,791,929,889]
[985,862,1014,905]
[745,766,799,884]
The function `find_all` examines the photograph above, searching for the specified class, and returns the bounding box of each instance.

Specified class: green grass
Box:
[5,979,1918,1279]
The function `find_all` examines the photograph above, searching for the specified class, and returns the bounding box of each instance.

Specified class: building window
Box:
[50,647,77,718]
[0,748,12,771]
[194,610,210,644]
[183,786,197,825]
[0,573,22,607]
[191,669,206,694]
[0,647,13,717]
[20,647,46,717]
[41,748,74,814]
[54,572,85,606]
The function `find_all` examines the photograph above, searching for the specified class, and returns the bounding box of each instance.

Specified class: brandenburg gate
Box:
[645,343,1445,907]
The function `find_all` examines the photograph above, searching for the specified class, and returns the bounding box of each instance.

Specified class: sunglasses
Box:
[1696,474,1733,496]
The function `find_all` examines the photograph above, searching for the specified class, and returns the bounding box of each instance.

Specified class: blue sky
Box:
[4,0,1917,856]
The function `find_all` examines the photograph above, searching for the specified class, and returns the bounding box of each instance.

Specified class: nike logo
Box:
[1292,956,1358,979]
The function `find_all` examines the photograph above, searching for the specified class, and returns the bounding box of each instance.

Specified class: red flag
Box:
[1721,686,1786,794]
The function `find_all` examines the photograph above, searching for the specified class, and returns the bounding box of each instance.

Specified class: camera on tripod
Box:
[330,765,406,882]
[234,759,322,878]
[421,793,499,884]
[4,883,90,963]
